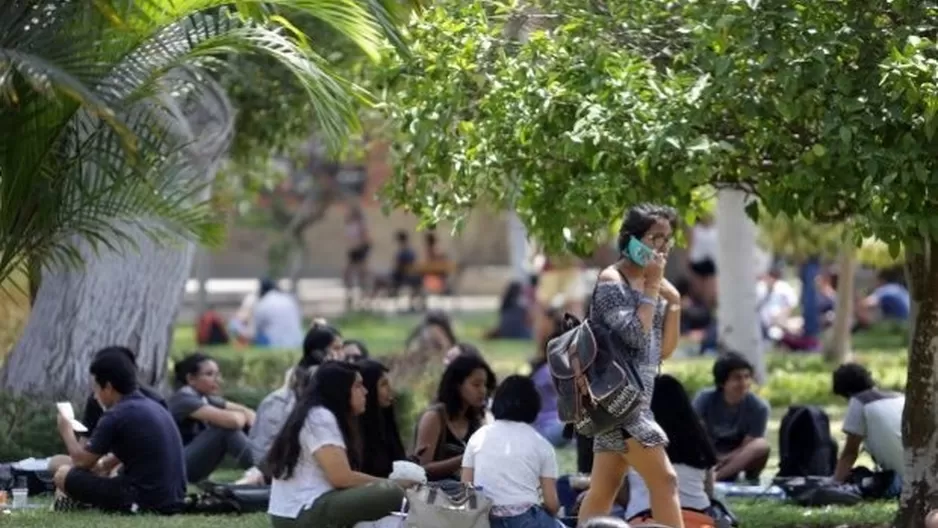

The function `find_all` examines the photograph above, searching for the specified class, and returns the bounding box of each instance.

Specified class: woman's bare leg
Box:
[576,451,629,525]
[624,438,683,528]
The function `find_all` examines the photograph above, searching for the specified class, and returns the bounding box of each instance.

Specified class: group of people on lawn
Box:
[48,204,905,528]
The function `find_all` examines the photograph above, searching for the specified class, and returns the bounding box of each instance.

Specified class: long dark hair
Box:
[357,359,406,477]
[266,362,363,479]
[436,354,495,424]
[407,309,457,346]
[301,325,342,369]
[651,374,717,469]
[499,281,524,313]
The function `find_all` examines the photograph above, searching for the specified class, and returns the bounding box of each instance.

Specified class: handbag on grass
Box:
[404,482,491,528]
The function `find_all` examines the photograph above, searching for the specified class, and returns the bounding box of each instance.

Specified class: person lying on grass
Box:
[53,349,186,514]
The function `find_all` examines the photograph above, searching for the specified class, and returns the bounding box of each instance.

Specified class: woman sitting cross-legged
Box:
[462,375,561,528]
[413,354,496,482]
[168,352,257,483]
[357,359,407,478]
[624,374,719,528]
[266,361,415,527]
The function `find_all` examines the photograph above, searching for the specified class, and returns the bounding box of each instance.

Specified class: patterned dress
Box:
[590,280,669,453]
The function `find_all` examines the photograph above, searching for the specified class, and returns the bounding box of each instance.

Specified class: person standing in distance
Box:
[576,203,684,528]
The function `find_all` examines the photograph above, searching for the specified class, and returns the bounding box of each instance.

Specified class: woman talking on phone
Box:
[576,203,685,528]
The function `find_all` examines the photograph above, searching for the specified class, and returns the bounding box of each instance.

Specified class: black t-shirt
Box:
[82,385,166,436]
[167,386,228,445]
[85,391,187,511]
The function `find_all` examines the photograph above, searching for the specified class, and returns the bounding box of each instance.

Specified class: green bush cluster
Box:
[0,394,66,462]
[665,349,906,408]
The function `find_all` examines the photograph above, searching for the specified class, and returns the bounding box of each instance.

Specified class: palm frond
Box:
[0,0,386,286]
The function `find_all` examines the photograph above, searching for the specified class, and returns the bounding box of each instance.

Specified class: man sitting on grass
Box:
[830,363,903,496]
[53,350,186,513]
[693,352,772,483]
[48,346,166,475]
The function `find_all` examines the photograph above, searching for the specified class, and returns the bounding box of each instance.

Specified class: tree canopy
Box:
[383,0,938,256]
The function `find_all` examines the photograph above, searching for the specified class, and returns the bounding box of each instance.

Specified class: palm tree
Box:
[0,0,394,398]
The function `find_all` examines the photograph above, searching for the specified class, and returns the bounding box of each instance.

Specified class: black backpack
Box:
[777,405,838,477]
[547,308,644,438]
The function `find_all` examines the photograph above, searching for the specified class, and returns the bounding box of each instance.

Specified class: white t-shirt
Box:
[268,406,345,518]
[756,279,798,328]
[461,421,558,507]
[625,464,711,519]
[689,224,718,264]
[254,290,305,348]
[842,391,904,473]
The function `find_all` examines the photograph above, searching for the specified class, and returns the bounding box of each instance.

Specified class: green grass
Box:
[4,500,897,527]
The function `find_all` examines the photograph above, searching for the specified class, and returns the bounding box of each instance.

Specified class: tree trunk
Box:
[0,72,234,401]
[715,189,766,381]
[895,238,938,528]
[194,247,211,315]
[824,236,855,363]
[506,210,530,282]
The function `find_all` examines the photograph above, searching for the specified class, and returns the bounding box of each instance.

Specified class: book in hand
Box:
[56,402,88,433]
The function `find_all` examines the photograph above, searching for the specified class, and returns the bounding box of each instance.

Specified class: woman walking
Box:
[576,203,685,528]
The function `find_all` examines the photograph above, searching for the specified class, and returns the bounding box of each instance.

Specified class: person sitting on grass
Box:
[266,362,416,528]
[169,352,257,483]
[693,352,771,483]
[247,325,341,472]
[358,359,408,478]
[528,312,570,447]
[414,354,496,482]
[342,339,370,361]
[48,346,167,475]
[53,350,186,514]
[462,375,560,528]
[626,375,719,528]
[830,363,903,497]
[443,341,486,366]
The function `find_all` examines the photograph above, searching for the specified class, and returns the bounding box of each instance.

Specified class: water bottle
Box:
[11,477,27,509]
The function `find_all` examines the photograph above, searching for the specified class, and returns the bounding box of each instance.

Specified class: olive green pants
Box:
[270,481,405,528]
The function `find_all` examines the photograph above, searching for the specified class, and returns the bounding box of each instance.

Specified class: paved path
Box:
[178,278,499,320]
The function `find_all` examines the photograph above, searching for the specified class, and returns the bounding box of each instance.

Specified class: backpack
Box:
[196,310,230,346]
[547,292,645,438]
[776,405,838,477]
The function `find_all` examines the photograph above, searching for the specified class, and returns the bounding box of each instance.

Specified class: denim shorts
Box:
[490,506,561,528]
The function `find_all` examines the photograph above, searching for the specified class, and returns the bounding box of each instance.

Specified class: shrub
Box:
[0,392,62,462]
[664,349,906,407]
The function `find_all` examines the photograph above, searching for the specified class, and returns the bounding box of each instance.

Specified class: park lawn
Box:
[4,500,897,527]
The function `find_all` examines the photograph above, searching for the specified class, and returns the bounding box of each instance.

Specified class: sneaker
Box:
[52,493,89,512]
